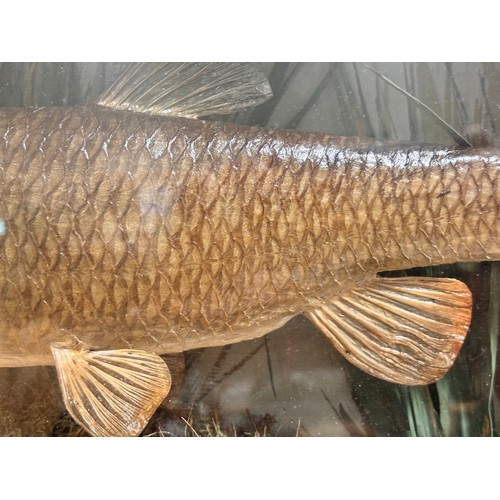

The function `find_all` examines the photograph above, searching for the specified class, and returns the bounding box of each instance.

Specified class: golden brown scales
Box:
[0,63,497,436]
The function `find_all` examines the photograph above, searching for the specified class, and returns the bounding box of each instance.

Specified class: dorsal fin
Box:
[51,344,171,437]
[97,62,273,118]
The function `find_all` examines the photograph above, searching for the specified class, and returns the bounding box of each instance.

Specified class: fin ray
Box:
[305,277,472,385]
[51,346,171,437]
[98,62,273,118]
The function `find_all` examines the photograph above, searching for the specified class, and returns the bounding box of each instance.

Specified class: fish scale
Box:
[0,104,497,366]
[2,61,497,437]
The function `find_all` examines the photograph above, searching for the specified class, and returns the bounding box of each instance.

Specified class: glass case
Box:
[0,62,497,437]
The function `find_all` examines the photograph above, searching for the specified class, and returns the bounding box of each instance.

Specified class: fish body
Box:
[0,105,497,366]
[0,63,498,436]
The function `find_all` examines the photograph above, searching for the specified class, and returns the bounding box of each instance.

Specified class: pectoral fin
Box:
[97,62,272,118]
[51,345,171,437]
[305,277,472,385]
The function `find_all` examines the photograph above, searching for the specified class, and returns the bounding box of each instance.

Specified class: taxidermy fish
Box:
[0,63,498,436]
